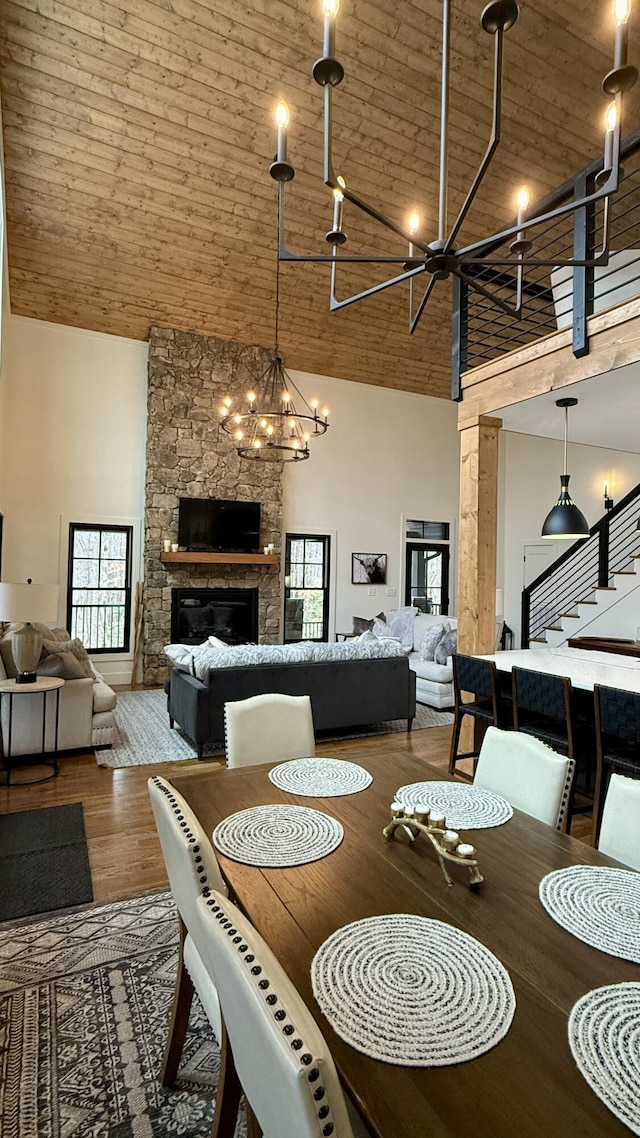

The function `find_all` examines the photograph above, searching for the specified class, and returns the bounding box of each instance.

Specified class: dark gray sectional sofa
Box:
[166,655,417,758]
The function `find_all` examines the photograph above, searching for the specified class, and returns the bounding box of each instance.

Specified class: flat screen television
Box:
[178,498,261,553]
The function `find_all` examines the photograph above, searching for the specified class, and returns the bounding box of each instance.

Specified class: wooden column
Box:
[457,414,502,656]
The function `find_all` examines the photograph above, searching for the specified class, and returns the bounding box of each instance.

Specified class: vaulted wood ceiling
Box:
[1,1,638,398]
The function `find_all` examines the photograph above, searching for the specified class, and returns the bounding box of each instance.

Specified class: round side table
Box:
[0,676,65,786]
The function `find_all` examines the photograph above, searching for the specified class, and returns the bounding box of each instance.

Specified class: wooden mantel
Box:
[160,552,279,566]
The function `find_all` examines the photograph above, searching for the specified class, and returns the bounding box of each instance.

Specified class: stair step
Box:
[614,570,636,575]
[559,613,581,619]
[594,586,617,591]
[530,637,547,643]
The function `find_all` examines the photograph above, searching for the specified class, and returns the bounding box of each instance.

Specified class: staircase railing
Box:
[521,482,640,647]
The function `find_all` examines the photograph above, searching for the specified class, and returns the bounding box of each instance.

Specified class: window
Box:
[404,518,450,616]
[67,524,133,652]
[283,534,331,642]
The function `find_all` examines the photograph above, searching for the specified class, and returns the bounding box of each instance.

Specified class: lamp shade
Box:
[541,475,590,539]
[0,581,59,624]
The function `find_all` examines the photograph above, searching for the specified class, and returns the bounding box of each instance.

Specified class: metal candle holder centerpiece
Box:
[383,801,484,889]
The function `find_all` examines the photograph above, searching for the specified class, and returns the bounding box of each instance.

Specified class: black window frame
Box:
[66,522,133,654]
[283,533,331,643]
[404,541,450,616]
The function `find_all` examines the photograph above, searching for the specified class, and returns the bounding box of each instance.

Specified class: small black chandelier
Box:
[269,0,637,332]
[219,222,330,462]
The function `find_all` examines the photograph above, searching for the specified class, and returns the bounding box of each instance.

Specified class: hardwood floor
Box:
[0,724,593,907]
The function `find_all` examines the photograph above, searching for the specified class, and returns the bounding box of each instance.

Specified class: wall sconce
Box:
[603,482,614,510]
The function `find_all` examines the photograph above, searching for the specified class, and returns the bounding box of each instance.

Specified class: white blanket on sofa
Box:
[187,636,405,682]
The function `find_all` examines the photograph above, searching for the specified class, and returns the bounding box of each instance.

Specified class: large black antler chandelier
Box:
[269,0,637,332]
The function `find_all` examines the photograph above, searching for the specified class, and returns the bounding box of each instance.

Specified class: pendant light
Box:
[541,398,590,540]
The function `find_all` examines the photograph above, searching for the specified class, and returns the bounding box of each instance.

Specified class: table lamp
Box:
[0,578,60,683]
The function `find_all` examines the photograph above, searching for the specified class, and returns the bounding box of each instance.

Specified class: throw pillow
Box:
[418,623,446,661]
[435,628,457,665]
[163,643,196,673]
[372,617,394,638]
[388,606,418,650]
[356,628,376,643]
[41,636,95,679]
[352,612,386,634]
[37,650,87,680]
[352,616,373,634]
[208,635,228,649]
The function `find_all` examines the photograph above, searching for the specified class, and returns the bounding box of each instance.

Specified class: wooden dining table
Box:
[171,749,639,1138]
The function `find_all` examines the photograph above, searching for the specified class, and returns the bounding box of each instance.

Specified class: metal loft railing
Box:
[521,482,640,647]
[452,130,640,395]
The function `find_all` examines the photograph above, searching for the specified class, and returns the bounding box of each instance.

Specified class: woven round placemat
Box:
[212,804,343,867]
[268,757,372,797]
[395,781,513,829]
[539,866,640,963]
[311,913,516,1066]
[569,982,640,1136]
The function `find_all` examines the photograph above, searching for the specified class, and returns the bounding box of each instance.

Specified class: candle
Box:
[163,539,171,552]
[275,100,290,164]
[429,812,445,829]
[515,185,529,242]
[391,800,405,816]
[322,0,339,59]
[456,843,476,859]
[414,803,430,823]
[441,830,460,850]
[603,100,617,172]
[171,543,179,553]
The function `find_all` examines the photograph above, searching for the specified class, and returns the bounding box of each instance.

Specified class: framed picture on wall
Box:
[351,553,387,585]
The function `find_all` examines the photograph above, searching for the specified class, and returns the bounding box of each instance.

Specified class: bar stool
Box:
[591,684,640,847]
[448,654,503,781]
[511,667,576,758]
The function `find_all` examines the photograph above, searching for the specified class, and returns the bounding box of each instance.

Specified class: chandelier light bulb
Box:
[311,398,319,409]
[408,210,421,236]
[605,100,618,131]
[219,405,227,416]
[516,186,530,212]
[260,418,268,428]
[234,414,242,424]
[247,391,256,403]
[267,425,274,436]
[223,396,232,407]
[332,185,345,203]
[275,100,290,128]
[614,0,631,25]
[283,391,291,403]
[235,429,243,440]
[322,407,329,418]
[323,0,340,16]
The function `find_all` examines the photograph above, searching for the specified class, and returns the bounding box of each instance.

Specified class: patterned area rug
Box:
[0,890,245,1138]
[99,688,453,769]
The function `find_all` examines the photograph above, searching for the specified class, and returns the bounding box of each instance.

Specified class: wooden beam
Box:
[457,415,501,656]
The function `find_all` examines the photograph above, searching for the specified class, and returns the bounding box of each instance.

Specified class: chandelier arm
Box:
[329,256,428,312]
[409,275,438,335]
[276,181,414,263]
[445,25,504,254]
[454,264,523,317]
[456,117,620,261]
[459,191,613,271]
[323,82,338,188]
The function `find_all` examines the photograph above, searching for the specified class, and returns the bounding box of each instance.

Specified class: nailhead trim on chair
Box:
[151,776,336,1137]
[203,895,335,1136]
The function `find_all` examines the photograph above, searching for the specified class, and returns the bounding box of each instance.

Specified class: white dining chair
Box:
[190,887,371,1138]
[147,775,228,1087]
[474,726,575,830]
[224,692,316,768]
[597,772,640,870]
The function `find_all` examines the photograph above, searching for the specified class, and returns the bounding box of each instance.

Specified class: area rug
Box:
[0,803,93,922]
[99,688,453,769]
[0,889,245,1138]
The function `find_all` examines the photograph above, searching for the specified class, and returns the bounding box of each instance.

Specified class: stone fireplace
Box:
[143,328,283,685]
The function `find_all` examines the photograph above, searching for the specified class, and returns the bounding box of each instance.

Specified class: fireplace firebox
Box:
[171,588,259,646]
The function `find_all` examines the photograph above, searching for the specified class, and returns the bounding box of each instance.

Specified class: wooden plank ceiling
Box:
[1,0,638,398]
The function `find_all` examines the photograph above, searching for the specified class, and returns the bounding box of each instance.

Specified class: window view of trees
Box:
[284,535,330,642]
[67,525,132,652]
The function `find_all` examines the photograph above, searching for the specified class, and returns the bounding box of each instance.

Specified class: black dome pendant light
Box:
[541,398,590,540]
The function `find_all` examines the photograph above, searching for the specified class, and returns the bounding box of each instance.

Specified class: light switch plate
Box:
[367,587,376,596]
[386,587,397,596]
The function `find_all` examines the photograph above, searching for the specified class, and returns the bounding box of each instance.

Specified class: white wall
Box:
[500,431,640,645]
[284,371,460,638]
[0,315,148,682]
